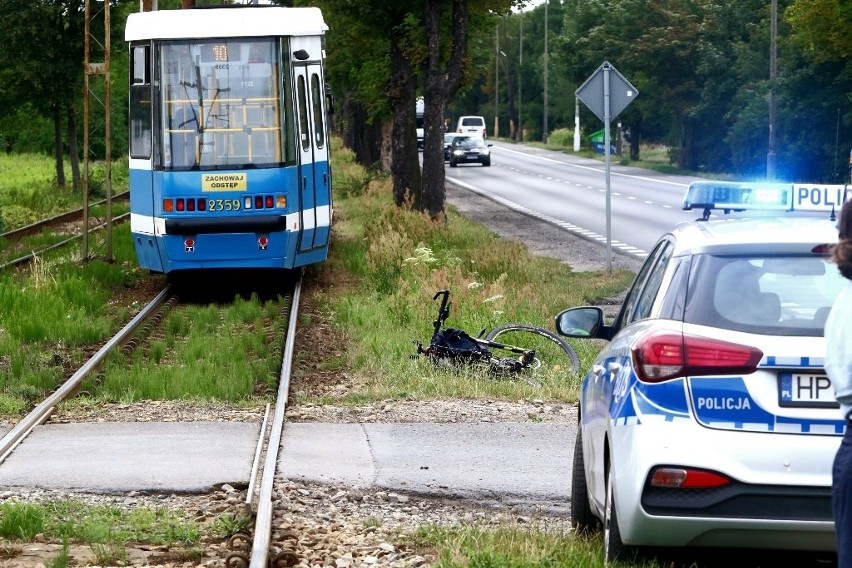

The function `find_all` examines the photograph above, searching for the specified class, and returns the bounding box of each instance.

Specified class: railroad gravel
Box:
[3,182,635,567]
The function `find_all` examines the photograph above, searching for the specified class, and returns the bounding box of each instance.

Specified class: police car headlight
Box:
[480,149,490,156]
[453,149,464,156]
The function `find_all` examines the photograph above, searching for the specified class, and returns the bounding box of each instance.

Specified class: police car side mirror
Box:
[555,306,608,339]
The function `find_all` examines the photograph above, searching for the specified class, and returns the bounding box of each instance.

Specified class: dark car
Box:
[443,133,460,162]
[448,136,492,167]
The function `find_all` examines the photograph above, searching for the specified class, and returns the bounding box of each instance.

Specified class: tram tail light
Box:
[176,199,185,212]
[277,195,287,208]
[265,195,274,208]
[255,196,263,209]
[198,198,207,211]
[163,199,174,212]
[187,199,196,212]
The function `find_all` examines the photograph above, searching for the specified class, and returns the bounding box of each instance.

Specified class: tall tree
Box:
[0,0,85,189]
[316,0,518,218]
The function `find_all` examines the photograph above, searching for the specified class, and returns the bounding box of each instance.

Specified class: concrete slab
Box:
[0,420,575,513]
[280,422,573,511]
[0,422,260,493]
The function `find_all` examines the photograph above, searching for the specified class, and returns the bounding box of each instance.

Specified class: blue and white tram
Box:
[124,6,331,274]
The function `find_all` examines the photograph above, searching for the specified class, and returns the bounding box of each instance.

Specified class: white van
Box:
[457,116,487,139]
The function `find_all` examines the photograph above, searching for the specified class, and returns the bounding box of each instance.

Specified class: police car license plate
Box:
[779,372,838,407]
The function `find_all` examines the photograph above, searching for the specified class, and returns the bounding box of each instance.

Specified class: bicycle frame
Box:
[415,289,536,373]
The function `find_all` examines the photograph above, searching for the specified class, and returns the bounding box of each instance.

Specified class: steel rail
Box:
[246,403,271,510]
[0,190,130,240]
[0,212,131,271]
[0,285,173,464]
[249,276,302,568]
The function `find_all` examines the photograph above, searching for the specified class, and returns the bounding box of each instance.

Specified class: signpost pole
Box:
[575,61,638,276]
[603,64,612,274]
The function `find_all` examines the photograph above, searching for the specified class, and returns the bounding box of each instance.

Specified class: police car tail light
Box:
[649,467,731,489]
[633,331,763,383]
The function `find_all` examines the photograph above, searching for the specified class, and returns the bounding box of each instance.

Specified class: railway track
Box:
[0,191,130,270]
[0,271,305,567]
[0,191,130,241]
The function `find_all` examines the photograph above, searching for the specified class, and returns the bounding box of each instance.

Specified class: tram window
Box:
[159,39,284,169]
[297,75,310,152]
[129,44,151,159]
[282,58,297,165]
[310,73,325,149]
[132,46,149,85]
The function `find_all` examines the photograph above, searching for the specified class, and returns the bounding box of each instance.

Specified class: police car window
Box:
[614,239,670,331]
[658,256,689,321]
[685,254,845,337]
[630,242,674,323]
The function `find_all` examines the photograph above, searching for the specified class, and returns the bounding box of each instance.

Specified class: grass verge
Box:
[294,138,634,406]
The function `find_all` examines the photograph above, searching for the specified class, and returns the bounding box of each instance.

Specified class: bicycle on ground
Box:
[413,289,579,386]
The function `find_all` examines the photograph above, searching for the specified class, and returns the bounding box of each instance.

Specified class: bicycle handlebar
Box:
[432,289,451,338]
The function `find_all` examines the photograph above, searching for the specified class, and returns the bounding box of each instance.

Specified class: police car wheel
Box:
[604,462,636,564]
[570,428,598,535]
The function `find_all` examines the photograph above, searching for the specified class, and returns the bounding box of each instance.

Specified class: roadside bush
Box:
[547,128,573,147]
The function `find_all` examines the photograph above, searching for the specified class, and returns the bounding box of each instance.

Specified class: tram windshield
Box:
[159,38,290,170]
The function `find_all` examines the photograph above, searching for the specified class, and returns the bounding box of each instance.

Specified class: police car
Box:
[556,181,851,564]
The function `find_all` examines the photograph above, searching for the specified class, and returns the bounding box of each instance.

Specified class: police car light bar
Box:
[683,181,851,220]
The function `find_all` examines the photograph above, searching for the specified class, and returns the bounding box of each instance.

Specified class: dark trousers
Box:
[834,425,852,568]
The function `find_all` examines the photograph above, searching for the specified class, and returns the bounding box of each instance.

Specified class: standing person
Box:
[828,198,852,568]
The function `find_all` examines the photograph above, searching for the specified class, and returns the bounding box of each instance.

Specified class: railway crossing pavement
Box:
[0,422,573,511]
[280,422,572,512]
[0,422,259,492]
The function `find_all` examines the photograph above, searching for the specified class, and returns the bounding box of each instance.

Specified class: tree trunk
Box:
[629,121,641,161]
[67,103,81,190]
[388,26,421,208]
[341,93,382,168]
[53,104,66,189]
[421,0,470,219]
[501,48,517,141]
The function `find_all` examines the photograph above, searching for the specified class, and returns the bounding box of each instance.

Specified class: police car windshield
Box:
[684,254,845,336]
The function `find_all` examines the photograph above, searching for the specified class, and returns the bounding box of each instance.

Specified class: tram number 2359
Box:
[209,199,242,212]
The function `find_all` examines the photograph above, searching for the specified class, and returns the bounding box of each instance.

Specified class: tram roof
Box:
[125,6,328,41]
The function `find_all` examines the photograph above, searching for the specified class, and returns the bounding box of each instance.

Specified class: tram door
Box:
[294,63,330,252]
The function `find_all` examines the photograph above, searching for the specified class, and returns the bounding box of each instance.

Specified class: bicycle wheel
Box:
[485,323,580,376]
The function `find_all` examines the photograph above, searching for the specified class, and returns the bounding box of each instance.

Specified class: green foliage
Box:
[96,295,282,402]
[45,539,70,568]
[414,521,659,568]
[0,503,44,539]
[328,138,380,198]
[210,512,254,538]
[546,128,574,147]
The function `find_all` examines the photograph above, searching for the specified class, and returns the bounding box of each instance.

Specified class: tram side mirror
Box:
[293,49,310,61]
[326,85,334,115]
